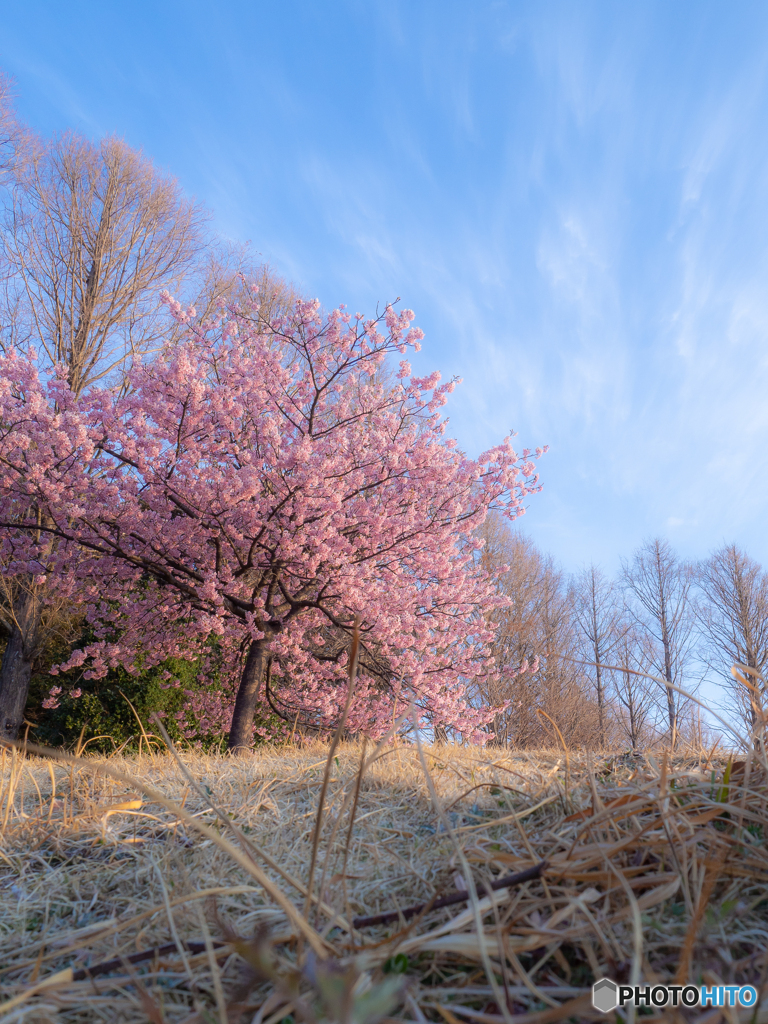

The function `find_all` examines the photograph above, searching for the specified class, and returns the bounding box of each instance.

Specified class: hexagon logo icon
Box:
[592,979,618,1013]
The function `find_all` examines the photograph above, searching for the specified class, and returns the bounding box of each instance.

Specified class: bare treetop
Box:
[621,537,695,743]
[573,564,627,745]
[1,132,208,393]
[696,543,768,741]
[0,72,27,180]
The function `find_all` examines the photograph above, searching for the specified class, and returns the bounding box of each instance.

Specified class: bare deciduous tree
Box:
[475,517,600,748]
[621,538,694,747]
[534,569,598,748]
[611,619,656,752]
[2,131,207,391]
[189,244,304,335]
[573,565,626,745]
[0,76,20,175]
[696,544,768,745]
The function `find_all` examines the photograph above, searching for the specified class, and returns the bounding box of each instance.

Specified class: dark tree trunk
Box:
[661,629,677,743]
[622,668,640,753]
[595,657,604,747]
[0,588,42,743]
[227,639,268,754]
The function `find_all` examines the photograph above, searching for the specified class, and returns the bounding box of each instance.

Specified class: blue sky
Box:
[3,1,768,576]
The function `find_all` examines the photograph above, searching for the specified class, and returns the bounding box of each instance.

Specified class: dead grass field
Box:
[1,736,767,1023]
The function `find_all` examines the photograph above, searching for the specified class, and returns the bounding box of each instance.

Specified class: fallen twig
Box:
[352,861,548,928]
[71,940,228,981]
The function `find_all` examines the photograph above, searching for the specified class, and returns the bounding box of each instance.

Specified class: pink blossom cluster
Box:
[0,294,545,746]
[41,685,82,709]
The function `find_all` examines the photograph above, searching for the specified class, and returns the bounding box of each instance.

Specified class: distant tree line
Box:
[472,515,768,751]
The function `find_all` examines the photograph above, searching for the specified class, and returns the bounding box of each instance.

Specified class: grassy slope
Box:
[0,740,767,1022]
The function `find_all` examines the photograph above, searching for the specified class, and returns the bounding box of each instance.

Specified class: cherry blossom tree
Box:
[0,292,544,750]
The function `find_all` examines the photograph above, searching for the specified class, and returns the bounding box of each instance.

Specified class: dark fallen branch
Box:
[352,861,548,929]
[71,940,227,981]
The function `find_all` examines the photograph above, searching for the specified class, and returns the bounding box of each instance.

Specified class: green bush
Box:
[4,619,290,752]
[26,655,214,753]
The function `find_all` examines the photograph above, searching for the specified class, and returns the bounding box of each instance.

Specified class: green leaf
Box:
[383,953,409,974]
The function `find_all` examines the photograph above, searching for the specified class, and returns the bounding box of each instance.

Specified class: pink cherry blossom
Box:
[42,686,62,710]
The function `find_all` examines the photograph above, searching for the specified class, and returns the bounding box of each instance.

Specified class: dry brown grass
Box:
[0,735,767,1023]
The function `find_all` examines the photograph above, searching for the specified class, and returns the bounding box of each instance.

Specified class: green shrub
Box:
[26,655,212,753]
